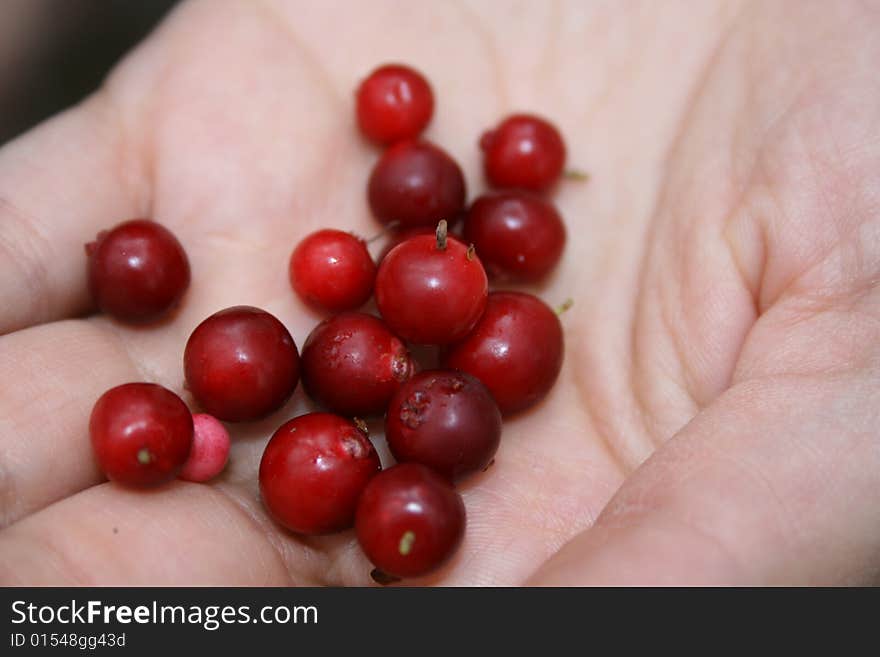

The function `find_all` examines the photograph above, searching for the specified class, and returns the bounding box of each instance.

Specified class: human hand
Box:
[1,0,877,585]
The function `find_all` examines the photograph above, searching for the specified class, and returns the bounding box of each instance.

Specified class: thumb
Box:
[0,91,148,335]
[529,368,880,585]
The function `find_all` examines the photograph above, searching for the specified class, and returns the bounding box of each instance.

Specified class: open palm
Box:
[1,0,878,585]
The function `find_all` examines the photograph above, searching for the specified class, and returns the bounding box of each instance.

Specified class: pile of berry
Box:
[86,64,575,583]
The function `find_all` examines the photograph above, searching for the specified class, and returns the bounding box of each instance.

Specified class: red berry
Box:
[356,64,434,144]
[289,229,376,313]
[385,370,501,480]
[463,192,566,282]
[368,140,466,228]
[375,228,488,345]
[259,413,380,534]
[480,114,566,192]
[301,312,415,417]
[441,292,563,414]
[178,413,230,483]
[89,383,193,486]
[86,219,190,323]
[184,306,300,422]
[356,463,465,578]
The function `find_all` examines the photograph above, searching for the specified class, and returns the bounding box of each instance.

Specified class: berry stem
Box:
[436,220,448,251]
[564,169,590,183]
[555,298,574,316]
[353,417,369,436]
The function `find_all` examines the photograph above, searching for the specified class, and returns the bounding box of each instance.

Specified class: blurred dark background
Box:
[0,0,179,145]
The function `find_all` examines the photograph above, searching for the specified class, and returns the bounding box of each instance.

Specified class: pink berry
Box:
[178,414,231,483]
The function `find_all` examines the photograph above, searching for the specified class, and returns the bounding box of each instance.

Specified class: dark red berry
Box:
[463,192,566,281]
[356,64,434,144]
[301,312,415,417]
[259,412,380,534]
[442,292,563,414]
[184,306,300,422]
[85,219,190,323]
[385,370,501,480]
[375,227,488,345]
[368,140,466,228]
[289,229,376,313]
[89,383,193,486]
[480,114,566,192]
[356,463,465,579]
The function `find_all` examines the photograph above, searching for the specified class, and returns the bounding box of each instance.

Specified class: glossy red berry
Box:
[89,383,193,486]
[260,413,380,534]
[368,140,466,228]
[442,292,563,415]
[375,228,488,345]
[184,306,300,422]
[386,370,501,480]
[463,192,566,281]
[356,64,434,144]
[301,312,415,417]
[289,229,376,313]
[480,114,566,192]
[356,463,465,579]
[85,219,190,323]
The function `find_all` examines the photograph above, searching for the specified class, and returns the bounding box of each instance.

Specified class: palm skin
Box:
[1,0,879,585]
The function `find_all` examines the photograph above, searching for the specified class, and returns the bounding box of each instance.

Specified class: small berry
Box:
[178,414,230,482]
[259,413,380,534]
[89,383,193,486]
[480,114,566,191]
[301,312,415,417]
[356,463,465,579]
[375,224,488,345]
[463,191,566,281]
[289,229,376,313]
[385,370,501,480]
[86,219,190,323]
[356,64,434,144]
[368,140,466,228]
[184,306,300,422]
[441,292,563,414]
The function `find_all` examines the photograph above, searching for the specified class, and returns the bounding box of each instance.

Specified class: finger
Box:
[529,365,880,585]
[0,320,141,527]
[0,478,375,586]
[0,92,147,334]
